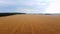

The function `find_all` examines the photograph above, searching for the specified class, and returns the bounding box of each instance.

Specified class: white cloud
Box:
[45,2,60,13]
[16,8,44,13]
[48,0,60,2]
[15,0,49,13]
[0,0,60,13]
[0,0,49,13]
[18,0,49,6]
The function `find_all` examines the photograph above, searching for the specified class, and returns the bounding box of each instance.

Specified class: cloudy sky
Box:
[0,0,60,13]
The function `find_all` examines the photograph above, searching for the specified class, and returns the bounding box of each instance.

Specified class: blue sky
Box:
[0,0,60,13]
[0,0,17,13]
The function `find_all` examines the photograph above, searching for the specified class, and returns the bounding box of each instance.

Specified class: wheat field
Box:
[0,14,60,34]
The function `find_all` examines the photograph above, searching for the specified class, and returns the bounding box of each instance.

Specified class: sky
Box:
[0,0,60,13]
